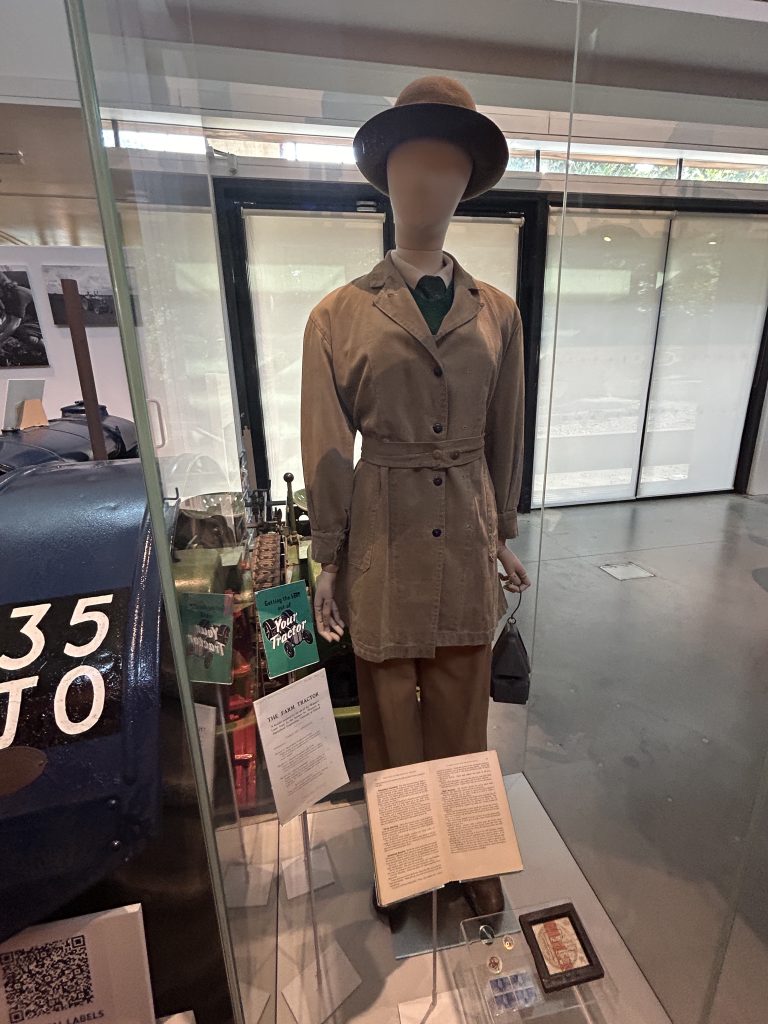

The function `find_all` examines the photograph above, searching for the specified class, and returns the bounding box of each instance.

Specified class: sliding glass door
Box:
[241,199,767,509]
[535,209,669,505]
[537,208,768,506]
[639,214,768,496]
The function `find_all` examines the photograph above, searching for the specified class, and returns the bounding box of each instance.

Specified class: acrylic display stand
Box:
[459,902,618,1023]
[396,890,452,1024]
[390,882,474,960]
[219,685,275,909]
[302,810,323,985]
[279,809,361,1024]
[269,668,361,1024]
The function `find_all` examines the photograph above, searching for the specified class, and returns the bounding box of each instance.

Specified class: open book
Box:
[363,749,523,907]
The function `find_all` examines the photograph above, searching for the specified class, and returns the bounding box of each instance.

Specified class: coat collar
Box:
[367,250,484,359]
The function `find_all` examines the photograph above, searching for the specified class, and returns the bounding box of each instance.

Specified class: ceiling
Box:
[2,0,768,246]
[0,104,103,246]
[0,195,104,247]
[88,0,768,101]
[0,105,95,199]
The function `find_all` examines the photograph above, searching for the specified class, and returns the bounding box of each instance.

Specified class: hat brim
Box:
[353,102,509,201]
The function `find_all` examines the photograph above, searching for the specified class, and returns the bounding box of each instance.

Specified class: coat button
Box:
[451,451,460,460]
[433,366,443,377]
[432,528,442,537]
[433,476,443,486]
[433,422,443,434]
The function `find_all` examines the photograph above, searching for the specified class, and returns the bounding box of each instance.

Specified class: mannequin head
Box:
[387,138,472,251]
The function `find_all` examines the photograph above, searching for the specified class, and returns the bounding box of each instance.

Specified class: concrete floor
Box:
[515,493,768,1024]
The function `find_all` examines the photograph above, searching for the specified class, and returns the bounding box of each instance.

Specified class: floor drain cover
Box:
[599,561,655,580]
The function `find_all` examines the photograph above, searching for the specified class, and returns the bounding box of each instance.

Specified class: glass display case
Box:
[530,6,768,1024]
[2,2,766,1023]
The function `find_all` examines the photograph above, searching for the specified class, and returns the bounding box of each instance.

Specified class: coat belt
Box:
[361,435,485,469]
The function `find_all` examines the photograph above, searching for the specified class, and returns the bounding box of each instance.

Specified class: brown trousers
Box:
[355,644,492,773]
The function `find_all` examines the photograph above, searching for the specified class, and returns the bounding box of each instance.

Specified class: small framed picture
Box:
[518,903,604,993]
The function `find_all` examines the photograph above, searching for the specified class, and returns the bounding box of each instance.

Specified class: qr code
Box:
[1,934,94,1021]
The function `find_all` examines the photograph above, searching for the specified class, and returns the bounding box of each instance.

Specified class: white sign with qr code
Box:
[0,903,154,1024]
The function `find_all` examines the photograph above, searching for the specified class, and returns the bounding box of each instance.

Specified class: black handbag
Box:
[491,592,531,705]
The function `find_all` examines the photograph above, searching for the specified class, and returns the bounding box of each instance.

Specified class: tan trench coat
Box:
[300,251,525,662]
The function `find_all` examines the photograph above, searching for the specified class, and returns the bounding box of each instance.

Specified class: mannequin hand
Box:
[496,541,531,593]
[313,570,345,642]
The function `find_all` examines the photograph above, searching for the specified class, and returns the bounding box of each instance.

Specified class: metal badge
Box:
[487,955,503,974]
[503,934,516,950]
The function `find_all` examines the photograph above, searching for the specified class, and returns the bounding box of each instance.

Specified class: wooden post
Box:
[61,278,109,461]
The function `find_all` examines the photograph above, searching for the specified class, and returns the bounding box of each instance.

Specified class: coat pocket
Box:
[347,463,380,571]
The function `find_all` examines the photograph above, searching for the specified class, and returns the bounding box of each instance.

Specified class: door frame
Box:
[214,177,768,506]
[214,177,549,512]
[215,179,389,493]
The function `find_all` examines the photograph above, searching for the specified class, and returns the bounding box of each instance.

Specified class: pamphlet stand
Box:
[251,665,361,1024]
[219,687,275,909]
[301,809,322,986]
[427,889,438,1018]
[278,806,361,1024]
[389,883,476,960]
[397,889,469,1024]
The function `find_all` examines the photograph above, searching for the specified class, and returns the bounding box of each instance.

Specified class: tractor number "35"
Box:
[0,594,120,751]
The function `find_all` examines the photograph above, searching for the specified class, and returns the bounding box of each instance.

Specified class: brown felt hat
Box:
[353,76,509,201]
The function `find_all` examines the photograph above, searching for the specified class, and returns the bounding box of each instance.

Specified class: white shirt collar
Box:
[390,250,454,289]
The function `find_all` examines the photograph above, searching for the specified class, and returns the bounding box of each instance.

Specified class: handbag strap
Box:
[508,588,523,625]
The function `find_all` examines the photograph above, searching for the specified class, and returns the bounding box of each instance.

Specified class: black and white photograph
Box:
[0,266,49,368]
[43,264,119,327]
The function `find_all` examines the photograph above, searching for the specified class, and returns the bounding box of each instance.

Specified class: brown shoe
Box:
[462,876,505,917]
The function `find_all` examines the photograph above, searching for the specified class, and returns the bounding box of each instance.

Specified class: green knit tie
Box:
[410,276,454,335]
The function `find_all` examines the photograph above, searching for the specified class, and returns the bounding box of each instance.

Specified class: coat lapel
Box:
[368,251,483,361]
[435,253,484,343]
[370,254,440,361]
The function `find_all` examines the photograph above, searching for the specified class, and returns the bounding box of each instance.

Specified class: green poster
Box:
[255,582,319,679]
[180,592,234,684]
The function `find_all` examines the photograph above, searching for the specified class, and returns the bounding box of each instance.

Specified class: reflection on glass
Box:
[541,158,677,179]
[536,210,768,506]
[639,214,768,496]
[445,217,521,298]
[123,207,241,499]
[535,210,669,505]
[243,212,384,490]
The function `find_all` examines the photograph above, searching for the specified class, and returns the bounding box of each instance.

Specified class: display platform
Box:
[390,884,473,960]
[228,776,672,1024]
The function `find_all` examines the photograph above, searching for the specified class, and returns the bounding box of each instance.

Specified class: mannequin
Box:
[300,77,529,916]
[312,135,528,637]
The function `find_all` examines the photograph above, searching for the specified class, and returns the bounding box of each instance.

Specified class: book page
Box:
[364,763,446,906]
[430,750,523,883]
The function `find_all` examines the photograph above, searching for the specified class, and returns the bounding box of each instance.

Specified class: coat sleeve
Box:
[300,312,355,566]
[485,302,525,540]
